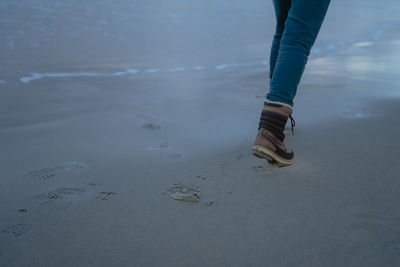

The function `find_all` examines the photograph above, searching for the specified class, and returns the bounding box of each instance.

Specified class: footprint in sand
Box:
[89,182,103,186]
[142,122,161,130]
[218,144,252,175]
[219,161,229,176]
[205,201,217,207]
[219,156,243,175]
[22,161,85,181]
[137,113,161,130]
[94,192,117,200]
[252,165,277,174]
[164,183,200,202]
[2,224,33,238]
[33,187,86,214]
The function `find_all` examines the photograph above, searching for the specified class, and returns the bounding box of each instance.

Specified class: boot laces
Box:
[289,114,295,136]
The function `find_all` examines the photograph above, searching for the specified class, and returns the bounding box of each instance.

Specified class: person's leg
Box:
[269,0,291,81]
[253,0,330,165]
[267,0,331,107]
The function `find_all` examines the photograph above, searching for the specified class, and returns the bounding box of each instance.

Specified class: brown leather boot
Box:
[252,101,295,166]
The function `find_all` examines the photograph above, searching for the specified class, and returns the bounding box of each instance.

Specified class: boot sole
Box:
[252,145,294,166]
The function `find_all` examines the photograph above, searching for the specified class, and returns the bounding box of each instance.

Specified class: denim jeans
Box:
[267,0,331,107]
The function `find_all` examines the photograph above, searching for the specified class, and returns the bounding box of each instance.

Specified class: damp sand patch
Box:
[147,143,182,160]
[342,110,379,119]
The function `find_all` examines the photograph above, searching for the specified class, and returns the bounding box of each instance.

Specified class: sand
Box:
[1,0,400,266]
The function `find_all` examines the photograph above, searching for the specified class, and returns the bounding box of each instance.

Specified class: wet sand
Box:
[1,0,400,266]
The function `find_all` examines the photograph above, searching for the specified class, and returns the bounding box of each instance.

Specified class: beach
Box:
[1,0,400,266]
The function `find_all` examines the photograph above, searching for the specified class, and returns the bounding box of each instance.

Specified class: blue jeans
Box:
[267,0,331,107]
